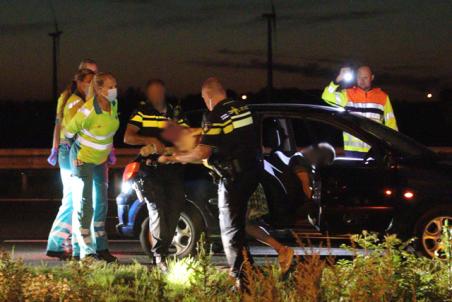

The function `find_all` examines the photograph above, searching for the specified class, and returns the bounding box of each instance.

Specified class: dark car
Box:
[116,104,452,258]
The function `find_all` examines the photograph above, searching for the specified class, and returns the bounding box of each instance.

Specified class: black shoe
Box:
[83,254,102,261]
[73,255,81,261]
[46,251,72,261]
[97,250,118,263]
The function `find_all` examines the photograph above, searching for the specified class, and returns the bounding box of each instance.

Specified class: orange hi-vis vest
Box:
[321,82,398,153]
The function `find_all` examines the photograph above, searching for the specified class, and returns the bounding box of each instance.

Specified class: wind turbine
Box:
[262,0,276,102]
[48,0,62,102]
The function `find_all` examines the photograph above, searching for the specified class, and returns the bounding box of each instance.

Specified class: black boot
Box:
[46,250,72,261]
[97,250,118,263]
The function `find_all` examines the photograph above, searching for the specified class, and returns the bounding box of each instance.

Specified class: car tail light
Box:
[122,162,140,182]
[403,190,415,200]
[384,189,393,196]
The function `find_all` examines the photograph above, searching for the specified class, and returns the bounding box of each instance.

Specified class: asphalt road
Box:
[0,239,360,267]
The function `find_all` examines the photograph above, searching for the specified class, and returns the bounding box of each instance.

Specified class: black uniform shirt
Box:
[200,98,258,165]
[128,102,187,146]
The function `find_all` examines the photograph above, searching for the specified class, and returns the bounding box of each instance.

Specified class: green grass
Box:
[0,232,451,302]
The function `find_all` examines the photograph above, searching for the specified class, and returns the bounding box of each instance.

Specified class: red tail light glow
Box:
[384,189,393,196]
[403,191,414,200]
[122,162,140,182]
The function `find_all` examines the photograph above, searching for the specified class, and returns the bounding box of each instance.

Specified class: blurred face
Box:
[146,84,166,108]
[357,66,374,91]
[201,87,213,111]
[83,63,98,73]
[77,74,94,97]
[97,76,117,98]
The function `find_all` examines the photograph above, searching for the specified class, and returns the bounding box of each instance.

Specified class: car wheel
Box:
[415,206,452,258]
[139,207,204,259]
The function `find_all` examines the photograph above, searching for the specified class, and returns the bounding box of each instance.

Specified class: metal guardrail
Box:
[0,147,450,169]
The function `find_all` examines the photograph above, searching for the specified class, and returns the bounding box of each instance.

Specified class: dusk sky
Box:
[1,0,451,102]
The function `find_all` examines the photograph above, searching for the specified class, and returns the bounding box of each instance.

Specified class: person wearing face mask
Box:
[123,79,187,272]
[46,68,95,260]
[65,72,120,261]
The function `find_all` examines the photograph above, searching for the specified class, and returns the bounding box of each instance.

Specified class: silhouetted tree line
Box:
[0,88,450,149]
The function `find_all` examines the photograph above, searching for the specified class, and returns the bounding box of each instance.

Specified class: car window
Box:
[289,117,375,158]
[262,118,291,154]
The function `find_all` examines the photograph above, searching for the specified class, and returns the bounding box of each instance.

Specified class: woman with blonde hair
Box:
[46,68,95,260]
[65,72,120,261]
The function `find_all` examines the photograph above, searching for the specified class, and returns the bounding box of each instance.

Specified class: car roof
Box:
[248,103,345,114]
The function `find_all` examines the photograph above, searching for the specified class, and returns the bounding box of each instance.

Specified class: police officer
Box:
[123,79,186,272]
[163,77,260,289]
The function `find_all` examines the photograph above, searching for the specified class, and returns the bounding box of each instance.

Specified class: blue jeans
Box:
[46,145,80,255]
[70,144,109,258]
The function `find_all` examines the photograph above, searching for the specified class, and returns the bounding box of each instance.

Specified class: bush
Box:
[0,231,450,302]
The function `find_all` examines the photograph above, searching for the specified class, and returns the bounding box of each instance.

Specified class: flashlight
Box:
[343,70,354,83]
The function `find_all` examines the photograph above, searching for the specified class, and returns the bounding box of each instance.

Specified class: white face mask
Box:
[103,88,117,102]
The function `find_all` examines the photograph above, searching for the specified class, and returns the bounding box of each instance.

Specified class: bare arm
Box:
[172,144,212,164]
[295,170,312,200]
[124,124,165,152]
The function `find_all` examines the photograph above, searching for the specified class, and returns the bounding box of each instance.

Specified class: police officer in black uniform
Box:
[124,79,186,272]
[163,77,260,288]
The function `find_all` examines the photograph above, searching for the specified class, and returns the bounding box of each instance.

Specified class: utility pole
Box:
[49,30,62,102]
[262,4,276,102]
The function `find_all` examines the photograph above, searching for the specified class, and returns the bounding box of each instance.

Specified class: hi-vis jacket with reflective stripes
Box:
[322,81,398,153]
[65,97,119,164]
[56,91,85,140]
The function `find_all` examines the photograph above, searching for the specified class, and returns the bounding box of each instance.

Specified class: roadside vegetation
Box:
[0,230,451,302]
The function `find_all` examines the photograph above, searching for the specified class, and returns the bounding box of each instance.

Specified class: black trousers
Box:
[218,169,259,279]
[143,165,185,259]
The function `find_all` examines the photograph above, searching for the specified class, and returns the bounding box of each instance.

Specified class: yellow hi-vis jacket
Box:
[56,91,85,140]
[65,97,119,165]
[322,81,398,153]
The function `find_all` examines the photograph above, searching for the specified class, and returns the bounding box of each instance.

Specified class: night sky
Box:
[1,0,451,102]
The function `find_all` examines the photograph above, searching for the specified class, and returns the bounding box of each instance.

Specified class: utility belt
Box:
[208,158,257,184]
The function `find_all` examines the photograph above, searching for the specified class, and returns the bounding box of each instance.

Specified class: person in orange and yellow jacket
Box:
[322,66,398,158]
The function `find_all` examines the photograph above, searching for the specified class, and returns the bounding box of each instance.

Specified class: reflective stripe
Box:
[231,111,251,120]
[385,112,395,120]
[137,113,168,119]
[142,120,167,128]
[77,136,112,151]
[328,86,336,93]
[95,231,106,237]
[335,94,343,105]
[58,222,72,231]
[232,116,253,129]
[223,124,233,134]
[51,231,70,239]
[81,108,92,117]
[205,127,222,135]
[66,131,76,139]
[67,99,82,110]
[94,221,105,227]
[350,111,382,121]
[130,115,143,123]
[346,101,384,111]
[212,120,232,127]
[81,129,115,141]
